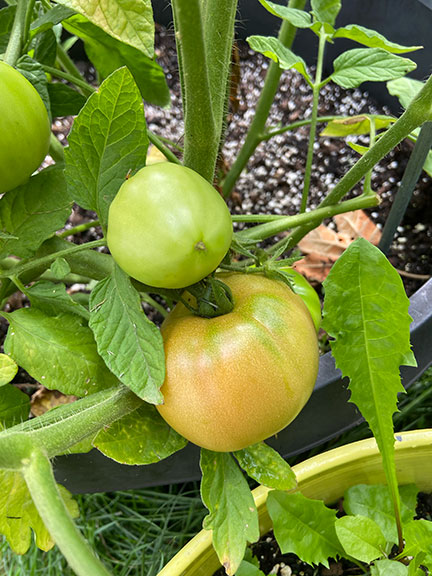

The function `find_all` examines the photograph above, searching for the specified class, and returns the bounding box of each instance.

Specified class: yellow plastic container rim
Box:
[158,429,432,576]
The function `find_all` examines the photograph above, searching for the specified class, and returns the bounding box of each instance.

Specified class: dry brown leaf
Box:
[295,210,381,282]
[31,388,78,417]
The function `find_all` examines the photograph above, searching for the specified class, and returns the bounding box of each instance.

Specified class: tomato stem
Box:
[221,0,307,199]
[4,0,30,66]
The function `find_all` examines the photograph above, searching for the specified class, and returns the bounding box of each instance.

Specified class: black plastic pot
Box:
[54,277,432,494]
[53,0,432,493]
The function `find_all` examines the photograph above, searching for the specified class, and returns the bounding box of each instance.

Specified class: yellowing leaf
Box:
[0,469,78,554]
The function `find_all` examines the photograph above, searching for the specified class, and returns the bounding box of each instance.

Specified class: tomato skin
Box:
[157,273,319,452]
[107,163,233,289]
[282,268,321,332]
[0,61,51,194]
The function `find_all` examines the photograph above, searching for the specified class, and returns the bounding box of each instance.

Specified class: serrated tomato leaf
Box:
[0,385,30,428]
[234,442,296,491]
[89,266,164,404]
[94,402,186,464]
[64,66,148,229]
[200,450,259,576]
[4,308,118,396]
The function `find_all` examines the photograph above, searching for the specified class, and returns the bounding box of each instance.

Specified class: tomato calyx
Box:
[181,276,234,318]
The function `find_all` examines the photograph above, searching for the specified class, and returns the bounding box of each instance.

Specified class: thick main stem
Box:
[23,450,112,576]
[4,0,28,65]
[222,0,307,198]
[172,0,217,182]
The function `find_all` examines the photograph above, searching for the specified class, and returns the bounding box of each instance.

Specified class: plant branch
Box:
[301,29,328,213]
[4,0,29,65]
[221,0,307,198]
[49,133,65,164]
[147,131,182,165]
[22,449,113,576]
[43,64,95,97]
[235,193,379,243]
[59,219,101,239]
[0,239,106,280]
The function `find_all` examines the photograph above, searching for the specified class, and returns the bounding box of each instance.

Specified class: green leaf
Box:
[403,520,432,570]
[348,142,369,155]
[344,484,418,545]
[50,258,71,280]
[258,1,312,28]
[27,281,89,321]
[89,266,164,404]
[371,559,409,575]
[15,55,51,120]
[0,469,78,554]
[247,35,310,82]
[30,5,76,36]
[267,491,341,567]
[234,442,296,491]
[94,402,187,464]
[0,384,30,428]
[0,6,15,53]
[55,0,154,57]
[387,77,424,110]
[4,308,118,396]
[0,167,72,259]
[0,354,18,386]
[322,238,416,540]
[311,0,341,26]
[64,66,148,229]
[63,15,169,106]
[331,48,417,89]
[200,450,259,576]
[320,115,395,137]
[333,25,422,54]
[235,560,266,576]
[33,28,57,66]
[335,515,386,563]
[48,82,86,117]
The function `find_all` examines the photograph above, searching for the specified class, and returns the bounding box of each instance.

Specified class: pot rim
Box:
[158,428,432,576]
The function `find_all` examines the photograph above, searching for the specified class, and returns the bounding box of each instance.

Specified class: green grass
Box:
[1,367,431,576]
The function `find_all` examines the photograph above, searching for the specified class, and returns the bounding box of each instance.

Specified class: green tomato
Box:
[157,273,319,451]
[281,267,321,331]
[0,61,51,194]
[107,163,233,289]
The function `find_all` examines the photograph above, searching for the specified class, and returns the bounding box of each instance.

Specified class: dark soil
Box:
[213,492,432,576]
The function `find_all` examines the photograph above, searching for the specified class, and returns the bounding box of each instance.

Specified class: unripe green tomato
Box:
[107,163,233,289]
[0,61,51,194]
[281,267,321,331]
[157,273,319,452]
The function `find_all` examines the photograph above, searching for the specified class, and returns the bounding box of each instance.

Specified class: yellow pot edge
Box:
[157,428,432,576]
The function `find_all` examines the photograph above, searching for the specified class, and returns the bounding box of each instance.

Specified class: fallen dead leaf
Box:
[294,210,381,282]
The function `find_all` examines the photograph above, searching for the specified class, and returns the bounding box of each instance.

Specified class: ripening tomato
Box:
[0,61,51,194]
[157,273,319,452]
[107,163,233,289]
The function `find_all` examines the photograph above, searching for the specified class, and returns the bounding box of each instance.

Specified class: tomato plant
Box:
[0,61,50,194]
[157,273,319,452]
[107,163,233,288]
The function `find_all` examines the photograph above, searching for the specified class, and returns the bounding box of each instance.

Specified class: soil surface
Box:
[213,492,432,576]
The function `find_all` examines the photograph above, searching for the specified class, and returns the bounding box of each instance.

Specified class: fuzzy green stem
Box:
[0,239,106,280]
[22,449,113,576]
[301,29,328,213]
[57,43,87,83]
[58,220,101,239]
[43,64,95,97]
[235,194,379,243]
[4,0,29,65]
[379,121,432,254]
[221,0,307,198]
[147,131,182,165]
[172,0,217,182]
[363,118,377,196]
[49,133,65,164]
[0,387,142,468]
